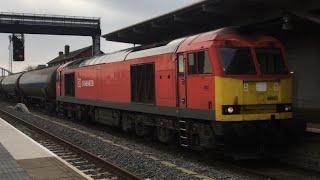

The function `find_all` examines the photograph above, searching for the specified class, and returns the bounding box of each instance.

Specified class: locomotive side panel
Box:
[98,62,131,103]
[75,66,100,100]
[155,54,176,107]
[67,53,177,107]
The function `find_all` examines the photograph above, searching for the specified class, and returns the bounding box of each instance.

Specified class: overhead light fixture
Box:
[282,14,293,30]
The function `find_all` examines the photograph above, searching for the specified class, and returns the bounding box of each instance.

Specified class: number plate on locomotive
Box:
[256,82,267,92]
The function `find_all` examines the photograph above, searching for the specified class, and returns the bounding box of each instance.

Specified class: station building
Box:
[47,45,103,67]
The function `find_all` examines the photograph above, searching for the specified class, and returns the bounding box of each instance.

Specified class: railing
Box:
[0,67,11,77]
[0,12,100,28]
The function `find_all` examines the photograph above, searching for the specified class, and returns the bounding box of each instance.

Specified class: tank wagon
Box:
[1,73,23,99]
[19,66,58,110]
[0,27,306,153]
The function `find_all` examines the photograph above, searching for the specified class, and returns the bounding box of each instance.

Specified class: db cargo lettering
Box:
[77,78,94,88]
[82,80,94,87]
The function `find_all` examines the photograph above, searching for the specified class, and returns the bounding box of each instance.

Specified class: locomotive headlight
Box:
[277,104,292,112]
[227,107,234,113]
[222,105,240,115]
[284,105,292,112]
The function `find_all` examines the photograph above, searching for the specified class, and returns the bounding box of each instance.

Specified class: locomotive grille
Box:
[241,104,277,114]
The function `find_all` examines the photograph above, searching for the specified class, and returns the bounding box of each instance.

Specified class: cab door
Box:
[177,54,187,108]
[186,51,214,110]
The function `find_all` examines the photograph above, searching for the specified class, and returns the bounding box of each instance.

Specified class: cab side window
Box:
[188,51,212,74]
[178,55,185,74]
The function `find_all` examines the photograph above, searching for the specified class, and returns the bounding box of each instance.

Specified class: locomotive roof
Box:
[74,37,186,68]
[64,27,261,69]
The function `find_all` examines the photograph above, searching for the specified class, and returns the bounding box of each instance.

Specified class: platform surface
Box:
[307,123,320,133]
[0,117,89,180]
[0,144,29,180]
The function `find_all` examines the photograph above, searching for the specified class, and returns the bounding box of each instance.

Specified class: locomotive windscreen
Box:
[219,48,256,75]
[255,48,288,74]
[130,63,155,104]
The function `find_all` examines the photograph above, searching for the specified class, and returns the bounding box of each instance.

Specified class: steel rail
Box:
[0,109,142,180]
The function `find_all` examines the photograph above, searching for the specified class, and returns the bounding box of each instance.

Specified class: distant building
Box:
[47,45,102,67]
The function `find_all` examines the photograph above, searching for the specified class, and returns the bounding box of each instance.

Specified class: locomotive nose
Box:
[215,76,293,122]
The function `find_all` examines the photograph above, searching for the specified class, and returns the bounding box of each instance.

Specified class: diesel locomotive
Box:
[0,28,305,152]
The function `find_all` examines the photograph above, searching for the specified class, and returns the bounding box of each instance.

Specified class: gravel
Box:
[0,101,260,179]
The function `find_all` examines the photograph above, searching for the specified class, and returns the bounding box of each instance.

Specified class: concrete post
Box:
[92,35,101,56]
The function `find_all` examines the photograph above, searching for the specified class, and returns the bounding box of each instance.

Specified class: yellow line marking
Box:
[32,113,214,179]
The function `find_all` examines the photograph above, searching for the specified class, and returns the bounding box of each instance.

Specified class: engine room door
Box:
[177,54,187,108]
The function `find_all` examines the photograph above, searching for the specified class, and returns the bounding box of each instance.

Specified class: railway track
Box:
[18,109,320,179]
[2,102,320,179]
[22,113,320,180]
[0,109,142,180]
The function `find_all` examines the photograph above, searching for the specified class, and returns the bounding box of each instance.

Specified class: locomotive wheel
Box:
[135,121,149,137]
[66,110,76,121]
[156,126,174,144]
[88,107,95,122]
[75,110,82,122]
[80,110,90,123]
[121,113,133,132]
[63,109,68,117]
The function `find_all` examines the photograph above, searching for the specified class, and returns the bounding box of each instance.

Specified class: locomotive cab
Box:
[212,36,305,146]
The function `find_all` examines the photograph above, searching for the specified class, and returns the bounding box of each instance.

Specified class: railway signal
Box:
[12,34,25,61]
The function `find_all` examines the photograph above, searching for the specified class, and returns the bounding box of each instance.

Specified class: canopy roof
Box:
[102,0,320,45]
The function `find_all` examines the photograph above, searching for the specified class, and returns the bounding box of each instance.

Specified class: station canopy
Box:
[102,0,320,45]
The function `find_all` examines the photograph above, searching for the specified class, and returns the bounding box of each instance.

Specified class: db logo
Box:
[77,78,82,88]
[77,78,94,88]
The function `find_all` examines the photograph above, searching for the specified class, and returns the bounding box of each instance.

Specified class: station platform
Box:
[293,108,320,134]
[307,123,320,134]
[0,117,89,180]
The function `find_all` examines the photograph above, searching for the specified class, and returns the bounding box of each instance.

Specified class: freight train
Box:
[0,28,306,153]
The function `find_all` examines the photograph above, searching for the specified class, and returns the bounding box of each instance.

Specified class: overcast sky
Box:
[0,0,201,72]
